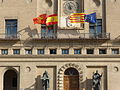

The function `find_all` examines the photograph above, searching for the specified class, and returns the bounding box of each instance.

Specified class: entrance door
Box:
[4,70,17,90]
[64,68,79,90]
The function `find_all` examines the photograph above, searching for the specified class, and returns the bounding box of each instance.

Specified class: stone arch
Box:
[3,67,19,90]
[57,63,84,90]
[2,67,18,76]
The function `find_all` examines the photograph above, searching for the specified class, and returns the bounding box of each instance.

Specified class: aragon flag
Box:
[69,13,85,23]
[46,14,58,26]
[33,14,47,24]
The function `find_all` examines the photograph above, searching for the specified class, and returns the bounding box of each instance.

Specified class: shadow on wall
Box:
[86,78,93,90]
[36,75,44,90]
[17,26,39,46]
[24,75,43,90]
[81,78,93,90]
[18,26,39,38]
[109,34,120,46]
[25,76,93,90]
[58,30,81,37]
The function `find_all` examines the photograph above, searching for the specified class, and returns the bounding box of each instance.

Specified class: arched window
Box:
[64,67,79,75]
[4,70,17,90]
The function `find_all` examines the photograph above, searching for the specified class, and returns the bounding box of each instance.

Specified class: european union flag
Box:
[85,13,96,23]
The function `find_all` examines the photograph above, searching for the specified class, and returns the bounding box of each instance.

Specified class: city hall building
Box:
[0,0,120,90]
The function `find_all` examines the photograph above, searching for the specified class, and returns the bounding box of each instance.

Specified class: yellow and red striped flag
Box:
[69,13,85,23]
[46,14,58,26]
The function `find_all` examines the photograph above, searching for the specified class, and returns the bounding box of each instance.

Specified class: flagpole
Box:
[94,12,97,39]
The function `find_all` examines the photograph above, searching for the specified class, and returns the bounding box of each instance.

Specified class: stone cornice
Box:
[0,54,119,58]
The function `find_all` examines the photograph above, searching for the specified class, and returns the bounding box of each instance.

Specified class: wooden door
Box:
[64,75,79,90]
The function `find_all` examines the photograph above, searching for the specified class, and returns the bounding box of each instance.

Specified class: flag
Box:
[39,14,47,24]
[85,13,96,23]
[46,14,58,26]
[69,13,85,23]
[33,14,47,24]
[33,17,40,24]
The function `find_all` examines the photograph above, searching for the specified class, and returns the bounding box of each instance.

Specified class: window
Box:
[37,49,44,54]
[13,49,20,55]
[89,19,102,38]
[99,49,106,54]
[74,49,81,54]
[111,49,119,54]
[5,19,17,38]
[87,49,94,54]
[41,24,46,38]
[64,68,79,75]
[62,49,69,54]
[1,49,8,55]
[50,49,56,54]
[41,24,56,39]
[25,49,32,54]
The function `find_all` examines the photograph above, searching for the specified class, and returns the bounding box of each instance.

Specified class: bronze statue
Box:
[41,71,50,90]
[92,70,102,90]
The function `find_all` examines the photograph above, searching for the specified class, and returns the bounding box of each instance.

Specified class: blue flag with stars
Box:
[85,13,96,23]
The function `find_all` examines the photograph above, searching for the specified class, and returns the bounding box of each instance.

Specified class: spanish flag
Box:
[70,13,85,23]
[33,14,47,24]
[46,14,58,26]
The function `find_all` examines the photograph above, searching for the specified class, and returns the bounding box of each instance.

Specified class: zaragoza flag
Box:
[33,17,40,24]
[46,14,58,26]
[33,14,47,24]
[69,13,85,23]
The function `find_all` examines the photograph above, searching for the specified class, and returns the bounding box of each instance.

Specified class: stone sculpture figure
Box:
[41,71,50,90]
[92,70,102,90]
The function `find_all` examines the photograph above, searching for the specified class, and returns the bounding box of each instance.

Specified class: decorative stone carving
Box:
[26,66,31,72]
[75,65,79,68]
[61,66,65,69]
[92,0,101,7]
[114,66,119,72]
[80,71,83,74]
[79,78,83,81]
[26,0,32,3]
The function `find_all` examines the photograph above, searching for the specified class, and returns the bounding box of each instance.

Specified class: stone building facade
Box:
[0,0,120,90]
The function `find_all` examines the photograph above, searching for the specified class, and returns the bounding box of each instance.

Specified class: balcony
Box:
[78,33,110,40]
[0,33,20,41]
[32,33,110,41]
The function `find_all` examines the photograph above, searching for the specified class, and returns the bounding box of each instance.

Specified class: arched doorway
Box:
[64,68,79,90]
[4,70,17,90]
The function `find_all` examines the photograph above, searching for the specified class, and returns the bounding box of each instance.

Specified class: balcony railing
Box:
[78,33,110,39]
[0,33,20,40]
[32,33,110,40]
